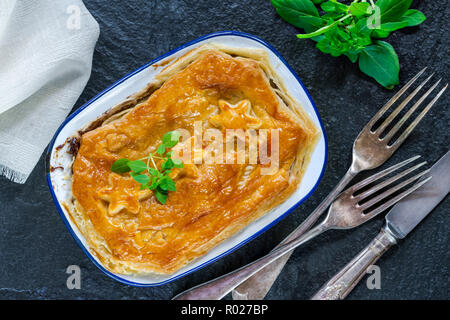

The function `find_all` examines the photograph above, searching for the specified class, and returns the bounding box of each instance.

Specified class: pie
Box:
[68,43,319,274]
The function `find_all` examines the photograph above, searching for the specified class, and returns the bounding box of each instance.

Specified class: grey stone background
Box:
[0,0,448,300]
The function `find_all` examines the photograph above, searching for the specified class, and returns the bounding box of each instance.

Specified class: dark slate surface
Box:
[0,0,448,300]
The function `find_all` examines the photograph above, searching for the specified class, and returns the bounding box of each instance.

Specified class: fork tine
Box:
[392,84,448,148]
[363,176,432,219]
[383,79,442,142]
[359,168,431,210]
[351,155,420,191]
[375,73,434,134]
[367,67,427,128]
[355,161,427,200]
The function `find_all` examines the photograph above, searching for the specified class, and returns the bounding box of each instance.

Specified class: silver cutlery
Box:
[173,156,431,300]
[312,151,450,300]
[232,68,448,300]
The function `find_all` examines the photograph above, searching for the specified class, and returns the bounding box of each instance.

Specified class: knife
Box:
[311,151,450,300]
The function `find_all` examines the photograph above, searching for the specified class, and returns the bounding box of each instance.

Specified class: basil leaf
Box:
[344,50,359,63]
[140,183,149,190]
[322,12,345,20]
[166,180,176,192]
[354,18,372,36]
[316,38,332,54]
[357,34,372,47]
[271,0,325,33]
[336,28,350,41]
[321,1,348,13]
[349,2,370,17]
[372,29,391,38]
[156,144,166,155]
[149,177,158,190]
[378,21,409,32]
[111,158,130,173]
[128,160,147,173]
[162,130,180,148]
[359,41,399,89]
[320,1,335,13]
[162,158,174,170]
[376,0,412,23]
[129,172,150,185]
[155,188,168,204]
[400,9,426,27]
[372,20,409,38]
[311,34,325,42]
[159,176,176,192]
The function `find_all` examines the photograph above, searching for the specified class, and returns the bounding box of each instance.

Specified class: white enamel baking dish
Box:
[46,31,328,286]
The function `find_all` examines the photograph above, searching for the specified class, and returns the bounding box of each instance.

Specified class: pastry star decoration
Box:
[99,173,151,216]
[209,99,262,129]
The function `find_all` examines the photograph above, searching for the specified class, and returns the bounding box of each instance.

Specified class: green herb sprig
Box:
[271,0,426,89]
[110,131,184,204]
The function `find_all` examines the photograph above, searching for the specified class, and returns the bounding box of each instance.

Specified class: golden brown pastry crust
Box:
[70,44,319,274]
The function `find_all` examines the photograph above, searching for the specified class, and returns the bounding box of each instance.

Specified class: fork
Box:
[173,156,432,300]
[232,68,448,300]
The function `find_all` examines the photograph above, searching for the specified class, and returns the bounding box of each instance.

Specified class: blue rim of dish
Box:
[45,30,328,287]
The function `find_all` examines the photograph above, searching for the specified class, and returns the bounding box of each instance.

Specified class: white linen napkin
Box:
[0,0,99,183]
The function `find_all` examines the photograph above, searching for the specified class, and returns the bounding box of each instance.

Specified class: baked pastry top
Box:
[70,44,319,274]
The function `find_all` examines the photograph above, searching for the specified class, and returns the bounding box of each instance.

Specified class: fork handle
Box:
[232,166,358,300]
[173,222,330,300]
[311,228,397,300]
